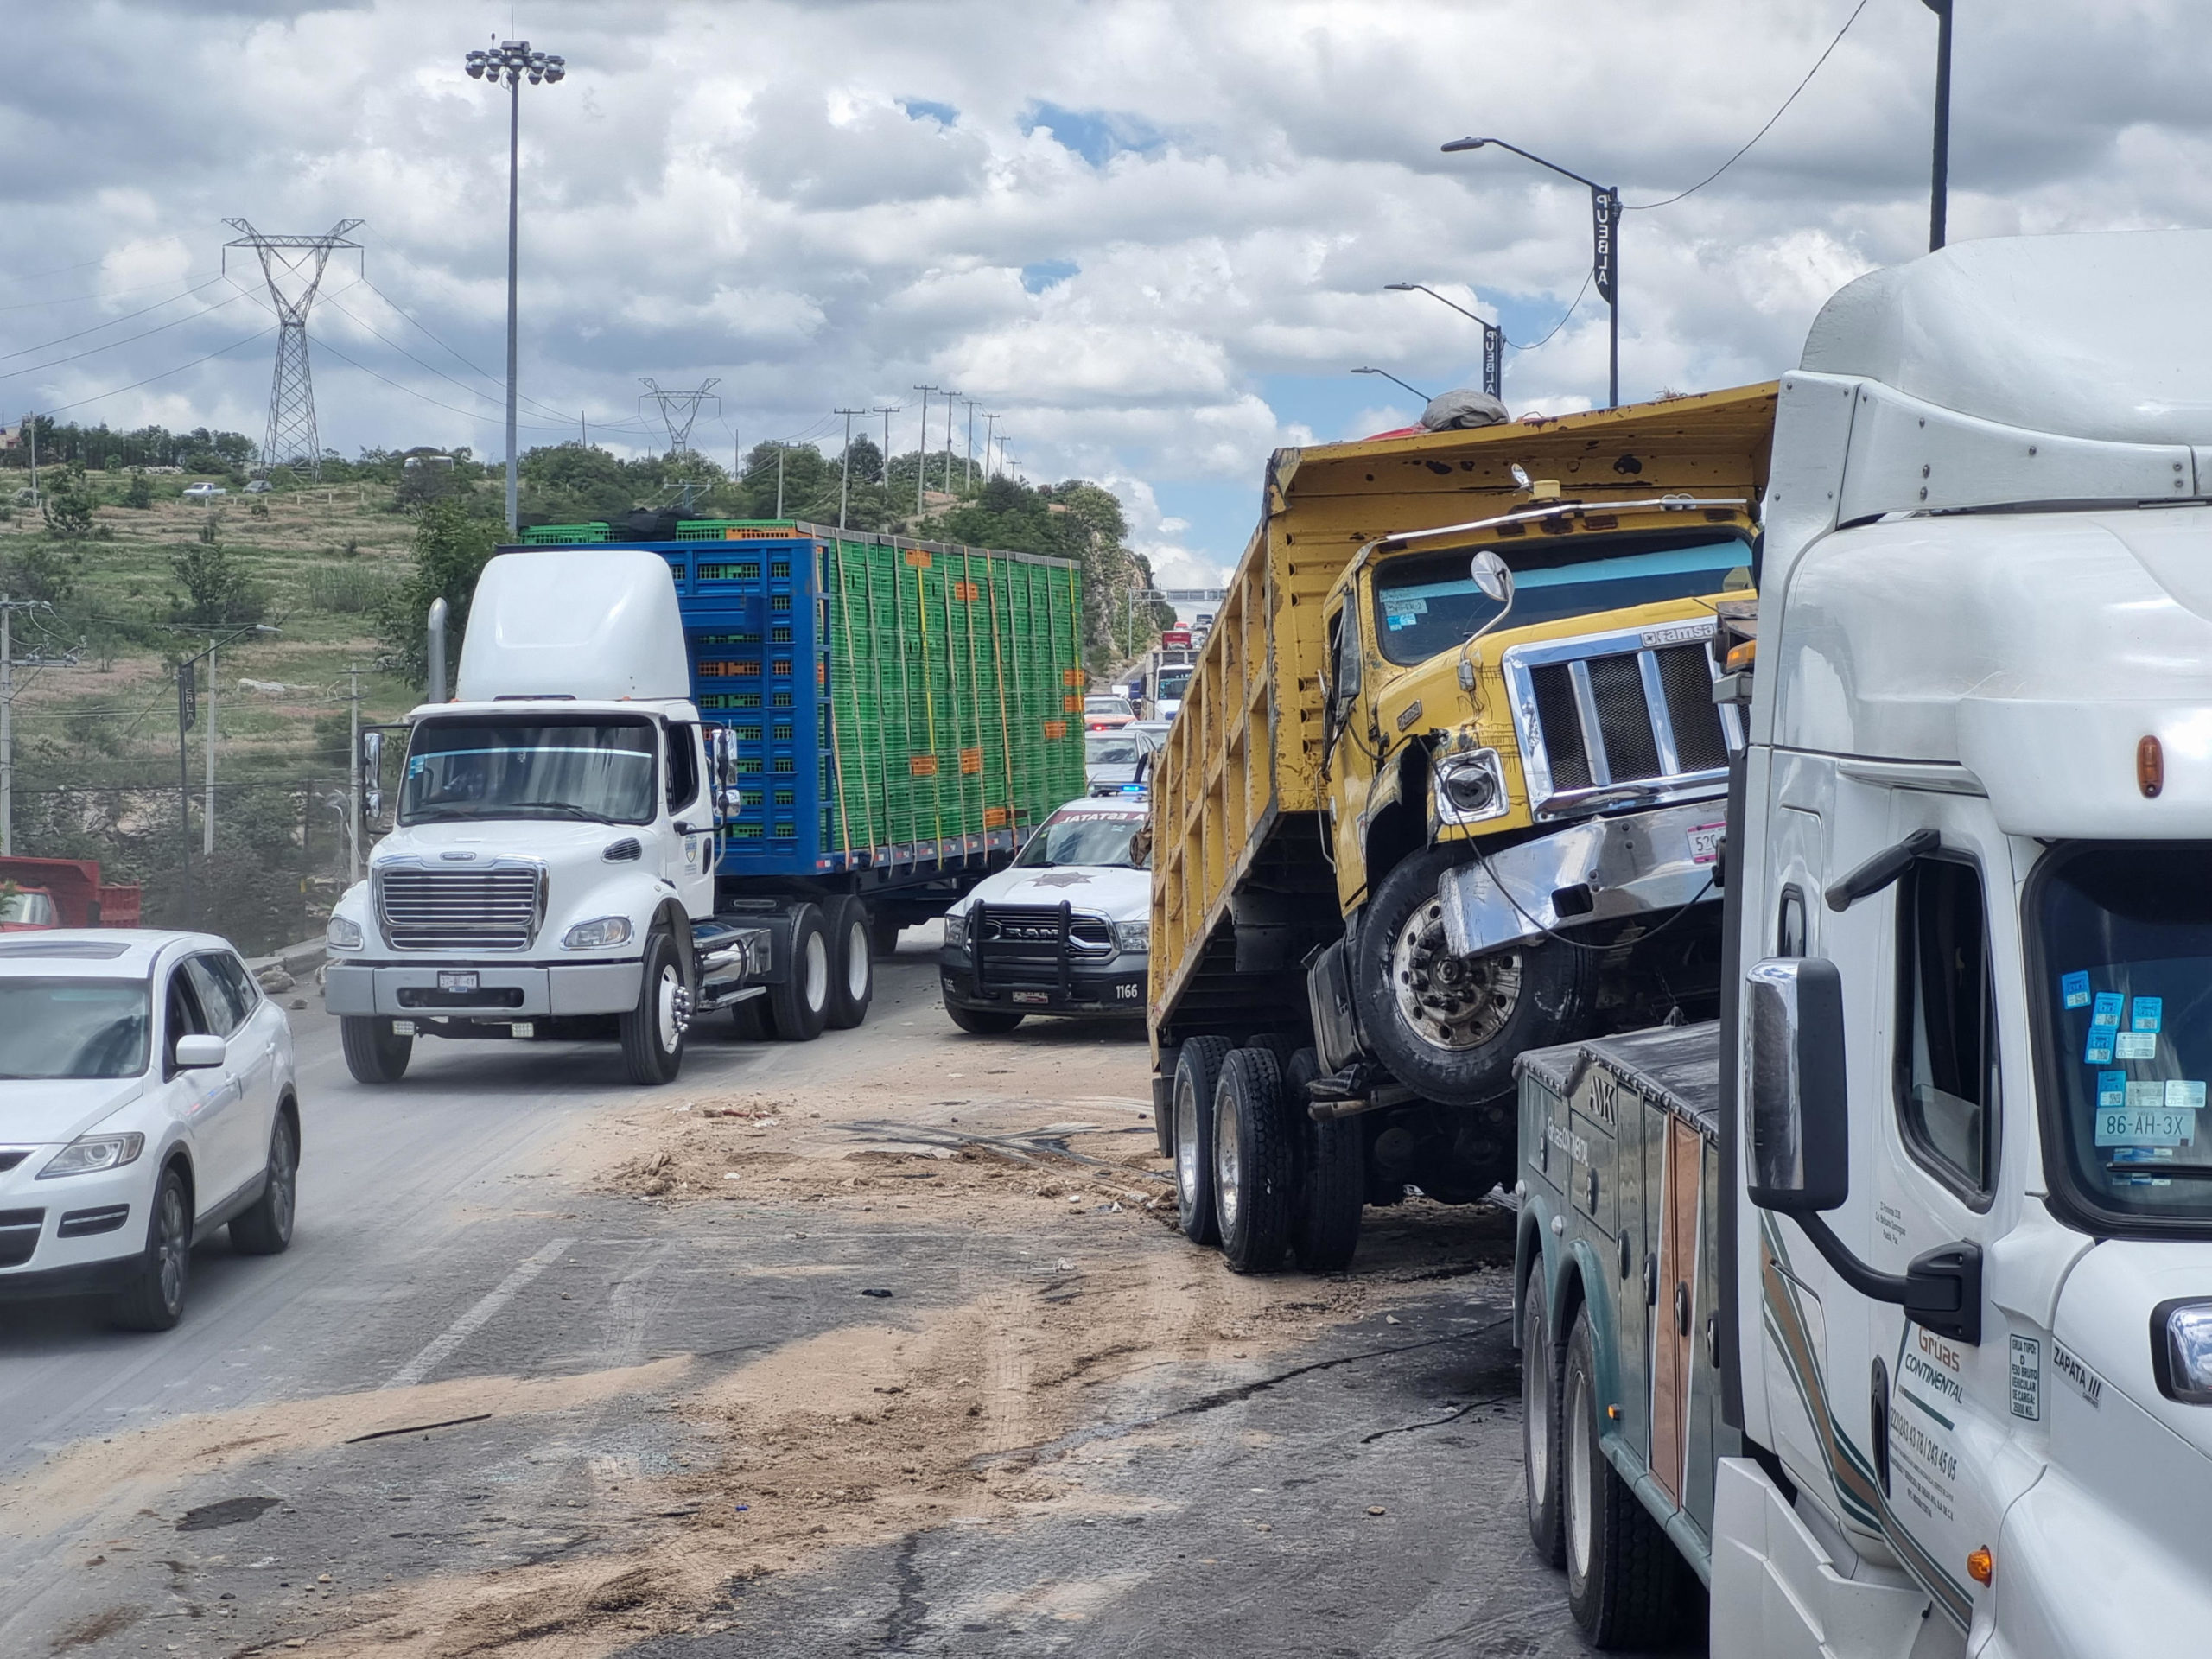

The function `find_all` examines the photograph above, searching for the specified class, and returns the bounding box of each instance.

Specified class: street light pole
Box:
[1441,137,1620,408]
[1924,0,1954,251]
[1351,365,1433,403]
[1383,283,1503,398]
[465,41,567,536]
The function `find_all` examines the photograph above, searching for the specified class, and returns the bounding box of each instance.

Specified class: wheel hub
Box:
[1390,899,1522,1051]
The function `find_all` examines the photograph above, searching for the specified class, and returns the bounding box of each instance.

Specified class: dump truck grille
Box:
[1505,630,1737,819]
[375,866,544,950]
[971,902,1114,991]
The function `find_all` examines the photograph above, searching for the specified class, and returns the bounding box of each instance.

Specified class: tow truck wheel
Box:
[1213,1046,1294,1274]
[1353,847,1598,1107]
[765,904,831,1042]
[1522,1269,1566,1567]
[340,1016,412,1085]
[826,898,874,1030]
[1171,1036,1232,1246]
[1563,1306,1680,1646]
[620,928,690,1084]
[1284,1047,1363,1272]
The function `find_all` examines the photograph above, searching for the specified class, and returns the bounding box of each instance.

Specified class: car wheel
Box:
[825,897,874,1030]
[620,928,690,1084]
[111,1164,192,1332]
[1172,1036,1232,1246]
[1523,1268,1566,1567]
[765,903,830,1042]
[1563,1306,1681,1645]
[340,1016,411,1084]
[945,1000,1024,1034]
[1284,1047,1363,1272]
[228,1110,298,1256]
[1213,1046,1294,1274]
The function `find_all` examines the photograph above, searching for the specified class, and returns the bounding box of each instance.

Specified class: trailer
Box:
[0,855,142,930]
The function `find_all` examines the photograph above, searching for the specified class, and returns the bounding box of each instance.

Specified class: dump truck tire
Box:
[1213,1046,1294,1274]
[340,1016,412,1084]
[1284,1047,1363,1271]
[1172,1036,1232,1246]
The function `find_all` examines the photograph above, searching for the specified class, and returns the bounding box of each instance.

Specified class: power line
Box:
[1501,268,1594,351]
[1624,0,1872,210]
[0,283,256,385]
[0,270,225,316]
[0,257,109,289]
[38,324,278,417]
[349,277,589,425]
[0,276,231,364]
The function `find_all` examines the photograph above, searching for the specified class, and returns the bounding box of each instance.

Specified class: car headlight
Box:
[943,912,968,949]
[563,916,634,950]
[2155,1300,2212,1404]
[325,914,364,952]
[39,1133,145,1179]
[1115,919,1150,954]
[1435,750,1510,823]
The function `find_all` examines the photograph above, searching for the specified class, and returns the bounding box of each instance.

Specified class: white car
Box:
[0,931,299,1330]
[1084,728,1158,794]
[181,482,227,499]
[938,796,1151,1033]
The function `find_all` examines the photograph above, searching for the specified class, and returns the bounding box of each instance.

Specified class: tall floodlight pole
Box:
[465,40,567,535]
[835,407,864,528]
[1384,283,1503,399]
[1924,0,1955,251]
[1441,137,1620,409]
[222,219,364,477]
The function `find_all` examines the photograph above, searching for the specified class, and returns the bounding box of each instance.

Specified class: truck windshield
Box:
[1371,530,1751,665]
[400,716,657,826]
[1157,668,1192,701]
[0,891,56,925]
[2034,844,2212,1230]
[1015,810,1149,870]
[0,980,149,1079]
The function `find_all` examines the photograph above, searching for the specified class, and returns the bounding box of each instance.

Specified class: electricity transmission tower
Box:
[639,378,721,454]
[223,219,364,478]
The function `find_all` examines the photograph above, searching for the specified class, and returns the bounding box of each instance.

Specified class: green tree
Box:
[378,495,499,681]
[123,469,153,509]
[168,541,266,626]
[41,490,94,539]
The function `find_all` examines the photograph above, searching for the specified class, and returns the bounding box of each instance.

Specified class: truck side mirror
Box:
[360,731,385,821]
[1745,956,1850,1214]
[709,725,737,790]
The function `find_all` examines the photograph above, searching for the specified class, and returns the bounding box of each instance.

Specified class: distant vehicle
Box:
[1085,728,1158,793]
[243,480,272,495]
[181,483,226,500]
[1131,718,1173,743]
[0,931,300,1330]
[938,796,1152,1033]
[1084,694,1135,719]
[0,856,141,931]
[1160,627,1193,648]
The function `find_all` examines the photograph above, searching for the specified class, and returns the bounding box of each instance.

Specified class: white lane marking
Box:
[381,1237,575,1390]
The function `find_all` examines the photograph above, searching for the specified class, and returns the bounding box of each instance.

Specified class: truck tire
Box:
[620,928,690,1084]
[872,913,906,958]
[945,1001,1023,1034]
[765,903,831,1042]
[1172,1036,1232,1246]
[1284,1047,1363,1272]
[1353,846,1598,1107]
[1523,1268,1566,1568]
[1213,1046,1294,1274]
[111,1163,191,1332]
[1563,1306,1681,1646]
[825,897,874,1030]
[227,1109,298,1256]
[340,1016,412,1084]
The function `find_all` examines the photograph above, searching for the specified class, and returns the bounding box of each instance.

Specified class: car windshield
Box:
[1371,530,1752,665]
[2034,844,2212,1230]
[1015,810,1148,870]
[1086,735,1147,766]
[0,980,149,1079]
[401,716,656,826]
[1085,697,1130,715]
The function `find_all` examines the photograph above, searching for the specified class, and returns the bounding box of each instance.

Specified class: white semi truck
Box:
[1515,230,2212,1652]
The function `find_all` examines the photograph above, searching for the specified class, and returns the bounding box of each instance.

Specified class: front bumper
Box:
[0,1158,149,1295]
[323,958,645,1018]
[939,955,1147,1018]
[1437,800,1726,957]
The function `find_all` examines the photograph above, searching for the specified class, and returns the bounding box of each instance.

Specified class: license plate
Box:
[1011,991,1050,1005]
[1688,822,1726,866]
[438,971,480,993]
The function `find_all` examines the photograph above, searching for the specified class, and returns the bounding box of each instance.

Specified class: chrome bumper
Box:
[323,960,644,1018]
[1437,801,1726,957]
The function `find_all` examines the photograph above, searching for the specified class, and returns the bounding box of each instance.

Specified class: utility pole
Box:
[943,391,958,494]
[834,408,863,529]
[1,601,10,857]
[964,400,977,489]
[203,645,218,855]
[26,413,36,507]
[1924,0,1955,251]
[982,412,1000,479]
[346,667,362,885]
[912,385,938,516]
[177,658,196,925]
[774,446,785,519]
[874,406,899,513]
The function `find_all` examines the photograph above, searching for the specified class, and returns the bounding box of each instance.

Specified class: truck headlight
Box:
[2155,1300,2212,1404]
[40,1133,144,1179]
[1115,920,1150,954]
[1435,750,1510,823]
[325,914,364,952]
[562,916,633,950]
[943,912,967,949]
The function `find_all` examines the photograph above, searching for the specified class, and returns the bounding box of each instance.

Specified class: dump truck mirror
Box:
[1469,550,1514,604]
[360,731,385,821]
[1745,956,1849,1214]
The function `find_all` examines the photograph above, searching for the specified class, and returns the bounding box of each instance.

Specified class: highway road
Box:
[0,942,1681,1658]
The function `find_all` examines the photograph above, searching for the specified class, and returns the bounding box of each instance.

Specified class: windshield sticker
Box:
[2085,1027,2116,1065]
[2091,991,2125,1028]
[2097,1071,2127,1108]
[408,757,427,778]
[2126,1081,2166,1110]
[2060,971,2091,1008]
[1382,596,1428,616]
[2132,995,2163,1033]
[2115,1031,2158,1061]
[2169,1079,2207,1111]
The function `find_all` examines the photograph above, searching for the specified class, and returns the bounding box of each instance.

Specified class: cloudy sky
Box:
[3,0,2205,582]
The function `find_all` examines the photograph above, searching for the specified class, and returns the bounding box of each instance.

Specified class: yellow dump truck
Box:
[1149,385,1775,1270]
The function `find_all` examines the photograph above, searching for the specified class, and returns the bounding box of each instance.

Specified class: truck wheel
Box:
[871,913,906,958]
[1284,1047,1363,1272]
[1523,1268,1566,1567]
[825,897,874,1030]
[1563,1306,1681,1646]
[340,1016,411,1084]
[765,903,830,1042]
[945,1001,1023,1034]
[620,928,690,1084]
[1353,847,1597,1107]
[111,1164,191,1332]
[1172,1036,1232,1246]
[1213,1046,1294,1274]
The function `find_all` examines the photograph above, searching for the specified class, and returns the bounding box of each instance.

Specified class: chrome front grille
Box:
[375,864,545,950]
[1504,624,1739,819]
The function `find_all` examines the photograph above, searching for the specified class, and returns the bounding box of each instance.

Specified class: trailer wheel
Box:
[1171,1036,1232,1246]
[1523,1269,1566,1568]
[1354,847,1597,1107]
[1284,1047,1363,1271]
[1563,1307,1681,1646]
[945,1001,1024,1034]
[765,904,831,1042]
[620,928,690,1084]
[825,897,874,1030]
[340,1016,411,1084]
[1213,1046,1294,1274]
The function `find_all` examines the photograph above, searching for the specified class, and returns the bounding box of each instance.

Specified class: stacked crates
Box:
[515,518,1086,876]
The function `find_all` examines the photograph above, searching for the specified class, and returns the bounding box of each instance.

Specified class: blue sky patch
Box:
[899,98,960,126]
[1021,259,1079,295]
[1020,102,1166,168]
